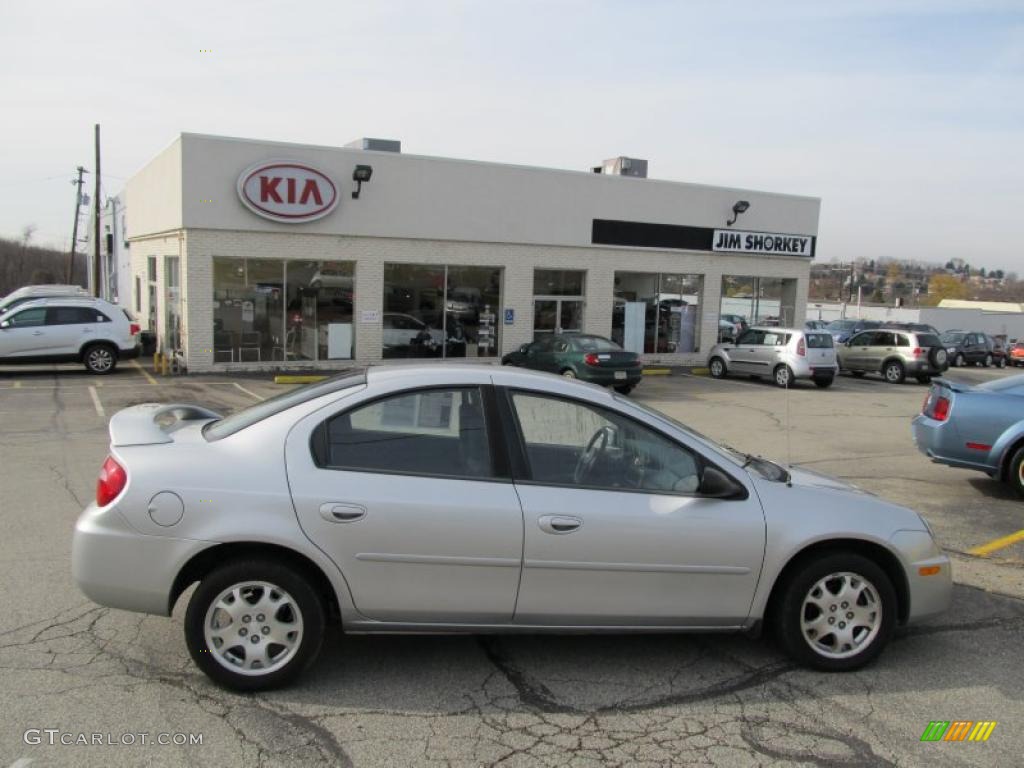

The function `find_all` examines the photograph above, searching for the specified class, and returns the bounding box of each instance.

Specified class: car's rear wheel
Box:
[185,559,325,691]
[709,357,727,379]
[813,376,834,389]
[773,364,793,388]
[883,360,905,384]
[613,384,635,395]
[983,353,993,367]
[773,552,896,671]
[997,357,1006,369]
[1007,445,1024,499]
[560,368,576,379]
[82,343,117,374]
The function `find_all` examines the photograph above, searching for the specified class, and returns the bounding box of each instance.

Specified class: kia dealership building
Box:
[124,133,820,372]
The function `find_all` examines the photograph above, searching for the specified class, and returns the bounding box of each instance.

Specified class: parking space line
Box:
[131,359,158,385]
[88,386,106,418]
[968,529,1024,557]
[12,381,21,388]
[233,383,264,401]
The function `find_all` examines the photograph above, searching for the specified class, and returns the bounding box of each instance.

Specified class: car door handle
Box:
[82,328,93,333]
[319,502,366,523]
[538,515,582,534]
[32,330,44,336]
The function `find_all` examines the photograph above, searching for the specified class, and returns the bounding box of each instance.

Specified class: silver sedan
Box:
[72,365,950,690]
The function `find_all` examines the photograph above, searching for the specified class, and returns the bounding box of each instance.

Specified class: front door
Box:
[843,331,873,370]
[0,307,49,357]
[729,329,764,374]
[286,386,524,623]
[505,390,765,626]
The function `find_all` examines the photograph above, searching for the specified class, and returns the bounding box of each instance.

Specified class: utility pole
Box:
[92,124,102,297]
[68,166,87,284]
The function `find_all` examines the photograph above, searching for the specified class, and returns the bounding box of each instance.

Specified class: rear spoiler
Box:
[108,403,223,447]
[931,378,972,394]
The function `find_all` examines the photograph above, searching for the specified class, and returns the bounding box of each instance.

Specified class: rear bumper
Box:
[790,360,838,379]
[119,344,141,360]
[911,415,994,472]
[72,502,209,616]
[581,367,644,387]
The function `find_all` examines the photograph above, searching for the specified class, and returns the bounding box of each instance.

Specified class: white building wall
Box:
[182,228,809,373]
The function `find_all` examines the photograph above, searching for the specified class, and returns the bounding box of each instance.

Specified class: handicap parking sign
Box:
[504,308,515,325]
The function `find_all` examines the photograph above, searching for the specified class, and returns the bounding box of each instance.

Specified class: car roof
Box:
[747,326,806,334]
[4,284,89,299]
[8,296,116,311]
[365,362,615,399]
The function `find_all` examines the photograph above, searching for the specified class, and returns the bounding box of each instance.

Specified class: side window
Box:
[895,334,909,347]
[510,391,701,494]
[47,307,108,325]
[870,332,894,346]
[553,340,570,353]
[5,308,46,328]
[737,329,763,345]
[320,388,492,479]
[849,332,870,346]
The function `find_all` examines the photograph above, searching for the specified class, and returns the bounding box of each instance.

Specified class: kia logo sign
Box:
[237,162,338,222]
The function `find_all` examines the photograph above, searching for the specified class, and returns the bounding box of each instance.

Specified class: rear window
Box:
[917,334,941,348]
[806,333,833,348]
[941,332,964,344]
[573,336,620,352]
[203,371,366,441]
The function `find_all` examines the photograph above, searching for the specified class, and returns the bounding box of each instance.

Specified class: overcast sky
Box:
[1,0,1021,270]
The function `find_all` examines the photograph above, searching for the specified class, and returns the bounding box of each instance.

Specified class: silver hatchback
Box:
[707,327,839,388]
[72,365,949,690]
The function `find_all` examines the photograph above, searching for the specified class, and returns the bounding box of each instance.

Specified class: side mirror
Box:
[519,343,530,353]
[700,466,742,499]
[0,320,9,329]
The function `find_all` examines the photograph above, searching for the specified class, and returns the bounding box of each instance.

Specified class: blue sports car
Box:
[912,374,1024,497]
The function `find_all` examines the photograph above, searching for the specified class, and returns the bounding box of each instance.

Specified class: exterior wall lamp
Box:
[352,165,373,199]
[726,200,750,227]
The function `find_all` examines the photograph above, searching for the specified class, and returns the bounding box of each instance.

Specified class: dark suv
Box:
[941,331,992,367]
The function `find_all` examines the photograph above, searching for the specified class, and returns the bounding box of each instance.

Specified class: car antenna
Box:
[785,358,793,487]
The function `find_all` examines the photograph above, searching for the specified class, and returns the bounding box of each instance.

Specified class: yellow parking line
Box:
[968,529,1024,557]
[642,368,672,376]
[131,359,158,385]
[274,375,327,384]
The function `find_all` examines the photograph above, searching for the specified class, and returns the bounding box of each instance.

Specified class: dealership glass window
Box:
[165,256,181,353]
[613,272,703,354]
[212,258,283,362]
[720,276,797,337]
[383,264,501,359]
[285,261,354,361]
[533,270,585,341]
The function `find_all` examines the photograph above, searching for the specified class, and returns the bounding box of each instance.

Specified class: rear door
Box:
[286,385,524,623]
[867,331,896,372]
[804,332,835,369]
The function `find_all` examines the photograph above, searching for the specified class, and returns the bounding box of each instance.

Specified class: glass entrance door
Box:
[533,299,584,340]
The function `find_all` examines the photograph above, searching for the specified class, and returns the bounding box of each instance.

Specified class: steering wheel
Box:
[573,425,617,485]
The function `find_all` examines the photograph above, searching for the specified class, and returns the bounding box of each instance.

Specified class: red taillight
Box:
[129,323,140,336]
[796,337,806,356]
[912,347,924,358]
[932,396,950,422]
[96,456,127,506]
[583,353,600,366]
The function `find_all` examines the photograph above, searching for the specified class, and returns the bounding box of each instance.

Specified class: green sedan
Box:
[501,333,643,394]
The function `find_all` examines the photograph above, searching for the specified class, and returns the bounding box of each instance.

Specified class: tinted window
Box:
[918,334,941,348]
[806,333,833,348]
[826,320,856,331]
[895,334,909,347]
[5,308,46,327]
[573,336,620,352]
[47,307,110,325]
[848,332,872,346]
[737,329,764,345]
[204,372,366,441]
[510,391,701,494]
[321,388,492,479]
[870,332,895,346]
[941,332,964,344]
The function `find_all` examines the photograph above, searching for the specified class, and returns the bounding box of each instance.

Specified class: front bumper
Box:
[72,502,209,616]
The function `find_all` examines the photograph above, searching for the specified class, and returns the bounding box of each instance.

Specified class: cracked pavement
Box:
[1,364,1022,766]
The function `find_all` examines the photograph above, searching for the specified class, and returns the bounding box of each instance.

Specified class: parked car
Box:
[883,321,942,336]
[804,319,829,331]
[913,374,1024,497]
[941,331,992,367]
[720,314,748,339]
[381,312,466,357]
[718,318,740,343]
[0,297,140,373]
[72,365,951,690]
[707,327,838,388]
[0,284,90,316]
[836,328,948,384]
[1010,342,1024,367]
[824,318,880,344]
[502,333,642,394]
[984,334,1008,369]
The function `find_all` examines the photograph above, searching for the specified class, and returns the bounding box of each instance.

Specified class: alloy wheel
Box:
[800,571,882,659]
[203,581,304,676]
[86,346,114,373]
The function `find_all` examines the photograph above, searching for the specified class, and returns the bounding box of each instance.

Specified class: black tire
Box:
[915,375,932,385]
[983,354,993,368]
[928,347,948,370]
[184,559,326,691]
[560,368,577,379]
[613,384,635,395]
[997,357,1006,369]
[773,365,794,388]
[1006,445,1024,499]
[813,377,834,389]
[709,357,727,379]
[850,371,865,378]
[954,353,965,367]
[772,551,897,671]
[883,360,905,384]
[82,343,117,374]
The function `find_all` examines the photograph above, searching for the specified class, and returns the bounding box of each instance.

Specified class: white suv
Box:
[0,297,140,374]
[0,284,91,316]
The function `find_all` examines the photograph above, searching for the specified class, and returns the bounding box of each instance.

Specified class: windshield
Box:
[941,332,965,343]
[826,320,856,331]
[203,371,366,440]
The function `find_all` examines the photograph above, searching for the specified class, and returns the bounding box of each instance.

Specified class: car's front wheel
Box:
[613,384,635,395]
[185,559,326,691]
[709,357,727,379]
[955,353,966,367]
[773,552,896,671]
[1007,445,1024,499]
[983,353,993,367]
[83,343,117,374]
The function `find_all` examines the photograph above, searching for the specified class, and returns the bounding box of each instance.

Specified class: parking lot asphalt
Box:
[1,362,1022,767]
